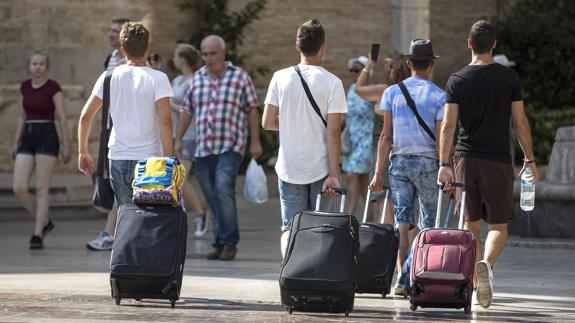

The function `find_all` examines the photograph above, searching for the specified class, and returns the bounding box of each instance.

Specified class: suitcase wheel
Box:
[115,296,121,306]
[410,304,417,311]
[135,298,142,302]
[381,293,387,298]
[287,307,293,315]
[170,300,176,308]
[464,305,471,314]
[344,310,349,317]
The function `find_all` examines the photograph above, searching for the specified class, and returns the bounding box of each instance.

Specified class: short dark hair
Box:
[469,19,496,54]
[297,19,325,56]
[120,22,149,58]
[409,59,432,71]
[112,18,131,25]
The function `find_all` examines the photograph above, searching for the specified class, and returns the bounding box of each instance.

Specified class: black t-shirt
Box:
[446,63,523,163]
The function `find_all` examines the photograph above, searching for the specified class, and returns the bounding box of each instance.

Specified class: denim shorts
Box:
[109,159,139,206]
[278,177,326,232]
[388,155,438,230]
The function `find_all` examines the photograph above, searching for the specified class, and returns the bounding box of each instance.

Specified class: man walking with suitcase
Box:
[78,21,174,204]
[262,19,347,257]
[370,39,445,296]
[437,19,539,308]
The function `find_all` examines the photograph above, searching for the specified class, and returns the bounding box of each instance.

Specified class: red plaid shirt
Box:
[183,63,259,158]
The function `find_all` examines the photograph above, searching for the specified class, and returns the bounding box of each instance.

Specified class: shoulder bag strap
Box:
[293,65,327,127]
[398,81,436,141]
[96,70,114,177]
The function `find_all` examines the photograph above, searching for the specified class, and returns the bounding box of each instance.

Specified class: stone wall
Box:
[429,0,500,87]
[230,0,391,89]
[0,0,196,92]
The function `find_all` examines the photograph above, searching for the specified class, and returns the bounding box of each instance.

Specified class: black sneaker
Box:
[42,220,55,238]
[30,235,43,249]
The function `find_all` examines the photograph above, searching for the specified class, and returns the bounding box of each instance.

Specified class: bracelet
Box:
[523,159,535,163]
[439,162,450,167]
[362,68,371,73]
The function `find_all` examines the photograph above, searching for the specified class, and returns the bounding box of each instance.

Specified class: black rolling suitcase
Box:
[280,189,359,316]
[110,204,188,308]
[356,188,399,297]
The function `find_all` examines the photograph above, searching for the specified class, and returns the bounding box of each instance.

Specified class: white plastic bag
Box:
[244,158,268,204]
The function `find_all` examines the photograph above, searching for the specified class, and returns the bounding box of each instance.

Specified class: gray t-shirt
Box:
[171,75,195,141]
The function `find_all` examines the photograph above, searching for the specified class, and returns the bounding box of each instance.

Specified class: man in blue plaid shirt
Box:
[176,35,262,261]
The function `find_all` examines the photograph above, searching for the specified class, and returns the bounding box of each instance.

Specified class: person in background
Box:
[148,52,166,72]
[175,35,262,261]
[355,54,408,224]
[341,56,374,216]
[87,17,131,251]
[171,43,209,237]
[104,18,131,71]
[12,49,71,249]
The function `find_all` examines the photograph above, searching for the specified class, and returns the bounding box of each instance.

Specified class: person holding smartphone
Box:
[341,55,374,216]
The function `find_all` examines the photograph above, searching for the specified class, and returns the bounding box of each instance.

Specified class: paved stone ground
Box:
[1,191,574,322]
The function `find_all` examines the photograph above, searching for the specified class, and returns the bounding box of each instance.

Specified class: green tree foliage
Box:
[179,0,267,75]
[496,0,575,109]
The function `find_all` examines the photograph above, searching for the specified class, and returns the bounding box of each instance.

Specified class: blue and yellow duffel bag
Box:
[132,157,186,206]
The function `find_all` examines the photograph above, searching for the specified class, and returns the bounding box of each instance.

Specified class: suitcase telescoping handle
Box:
[315,188,347,213]
[435,182,466,230]
[362,187,389,224]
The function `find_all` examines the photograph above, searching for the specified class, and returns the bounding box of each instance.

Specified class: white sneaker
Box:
[194,213,209,237]
[475,260,494,308]
[86,231,114,251]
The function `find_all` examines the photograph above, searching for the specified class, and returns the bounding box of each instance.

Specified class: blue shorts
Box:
[388,155,438,230]
[278,177,325,232]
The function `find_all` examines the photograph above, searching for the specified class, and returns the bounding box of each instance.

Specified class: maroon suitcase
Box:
[409,183,476,313]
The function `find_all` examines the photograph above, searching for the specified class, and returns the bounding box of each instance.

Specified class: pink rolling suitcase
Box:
[409,183,476,313]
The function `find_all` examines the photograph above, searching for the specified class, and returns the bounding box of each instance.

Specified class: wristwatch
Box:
[439,162,450,167]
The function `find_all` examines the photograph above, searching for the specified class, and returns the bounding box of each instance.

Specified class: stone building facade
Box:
[0,0,507,173]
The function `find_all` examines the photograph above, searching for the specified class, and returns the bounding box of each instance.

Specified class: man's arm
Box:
[77,95,103,176]
[156,97,173,157]
[174,112,191,160]
[512,100,539,182]
[437,103,458,186]
[323,113,343,196]
[262,104,279,131]
[249,107,263,159]
[370,111,393,192]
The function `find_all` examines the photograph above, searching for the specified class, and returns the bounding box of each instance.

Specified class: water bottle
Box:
[520,166,535,211]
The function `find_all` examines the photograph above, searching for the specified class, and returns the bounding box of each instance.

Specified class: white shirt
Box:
[92,64,173,160]
[265,64,348,184]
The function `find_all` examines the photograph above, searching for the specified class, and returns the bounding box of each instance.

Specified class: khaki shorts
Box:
[453,156,514,224]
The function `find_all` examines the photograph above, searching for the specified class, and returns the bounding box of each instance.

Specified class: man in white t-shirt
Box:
[262,19,348,257]
[78,22,173,206]
[85,17,132,252]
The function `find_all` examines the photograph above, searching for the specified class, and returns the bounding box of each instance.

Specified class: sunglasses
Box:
[349,68,361,73]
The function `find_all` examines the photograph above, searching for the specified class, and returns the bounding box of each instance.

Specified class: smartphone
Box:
[371,43,380,61]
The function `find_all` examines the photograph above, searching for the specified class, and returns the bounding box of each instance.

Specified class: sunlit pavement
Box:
[1,191,574,322]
